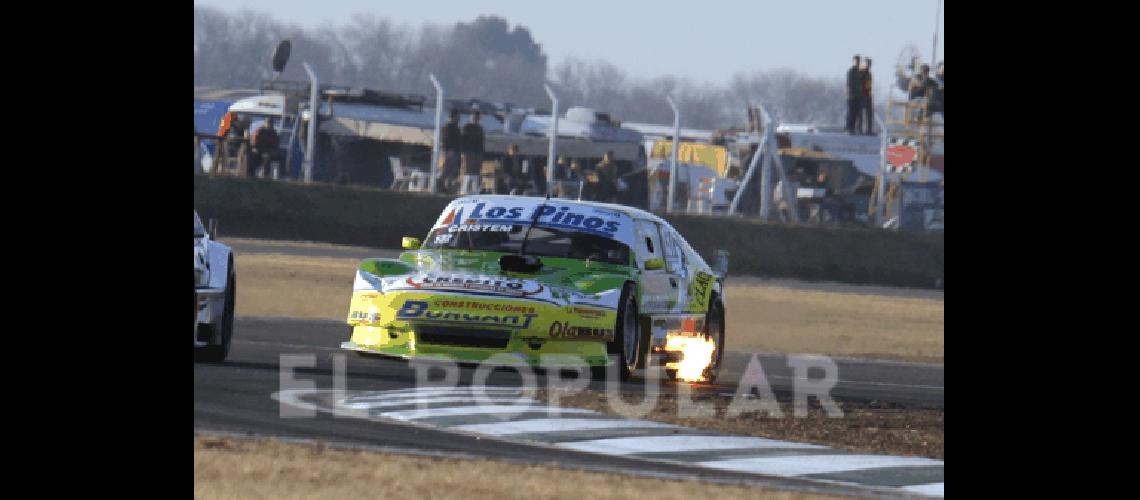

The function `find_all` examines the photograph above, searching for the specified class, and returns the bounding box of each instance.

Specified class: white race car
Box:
[194,211,236,362]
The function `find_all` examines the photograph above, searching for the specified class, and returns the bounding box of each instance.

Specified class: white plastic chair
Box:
[389,156,411,190]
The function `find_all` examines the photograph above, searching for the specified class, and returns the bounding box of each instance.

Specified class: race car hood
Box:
[352,249,633,310]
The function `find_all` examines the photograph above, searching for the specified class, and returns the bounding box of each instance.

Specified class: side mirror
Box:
[644,258,665,271]
[207,219,219,240]
[401,237,421,250]
[499,254,543,273]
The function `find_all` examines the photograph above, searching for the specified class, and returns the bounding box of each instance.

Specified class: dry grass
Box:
[532,389,944,459]
[234,253,357,320]
[194,435,846,500]
[723,279,944,363]
[234,253,943,363]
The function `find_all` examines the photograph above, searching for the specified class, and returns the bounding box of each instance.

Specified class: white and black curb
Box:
[273,386,944,498]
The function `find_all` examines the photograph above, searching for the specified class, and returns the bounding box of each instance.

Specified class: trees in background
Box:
[194,6,846,129]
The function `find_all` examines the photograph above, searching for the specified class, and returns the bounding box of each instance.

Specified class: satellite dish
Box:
[271,40,292,73]
[895,44,922,92]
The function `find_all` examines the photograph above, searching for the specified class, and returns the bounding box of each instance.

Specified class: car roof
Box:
[451,195,669,226]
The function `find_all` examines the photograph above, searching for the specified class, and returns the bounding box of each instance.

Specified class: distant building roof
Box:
[194,86,262,102]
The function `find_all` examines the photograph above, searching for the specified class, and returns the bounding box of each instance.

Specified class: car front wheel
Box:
[195,267,235,362]
[592,282,640,381]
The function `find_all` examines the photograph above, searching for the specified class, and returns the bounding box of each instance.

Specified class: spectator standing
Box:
[567,159,586,182]
[460,110,485,180]
[552,156,569,181]
[440,109,462,192]
[846,55,863,135]
[527,154,546,195]
[550,156,572,198]
[815,170,841,223]
[567,160,588,199]
[593,151,620,203]
[500,143,525,194]
[774,171,801,223]
[860,58,875,135]
[250,119,280,178]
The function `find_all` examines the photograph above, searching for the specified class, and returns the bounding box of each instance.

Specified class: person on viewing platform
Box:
[460,110,486,180]
[909,64,940,120]
[213,112,248,174]
[846,55,864,135]
[859,58,875,135]
[931,62,944,116]
[250,119,280,178]
[909,64,936,99]
[440,109,462,192]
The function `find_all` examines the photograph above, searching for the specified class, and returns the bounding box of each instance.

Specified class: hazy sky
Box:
[195,0,943,90]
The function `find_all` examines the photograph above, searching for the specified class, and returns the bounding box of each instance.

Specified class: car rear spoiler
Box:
[195,286,227,297]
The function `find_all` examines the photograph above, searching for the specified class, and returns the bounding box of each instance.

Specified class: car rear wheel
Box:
[663,294,724,383]
[702,296,726,383]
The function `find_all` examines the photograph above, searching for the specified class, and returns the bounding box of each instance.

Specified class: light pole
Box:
[666,95,680,214]
[302,62,319,183]
[429,74,443,193]
[544,84,560,193]
[875,115,889,225]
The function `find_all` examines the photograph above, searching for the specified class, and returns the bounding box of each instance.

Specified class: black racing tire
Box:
[592,282,640,381]
[196,266,235,363]
[702,295,726,383]
[192,271,198,336]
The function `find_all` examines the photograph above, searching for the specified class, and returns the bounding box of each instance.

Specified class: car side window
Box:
[677,230,706,268]
[659,225,686,275]
[634,219,664,270]
[194,212,206,237]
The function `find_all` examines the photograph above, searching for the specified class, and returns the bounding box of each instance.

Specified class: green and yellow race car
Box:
[342,195,728,381]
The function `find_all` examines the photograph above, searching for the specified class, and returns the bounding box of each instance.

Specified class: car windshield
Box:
[423,224,631,266]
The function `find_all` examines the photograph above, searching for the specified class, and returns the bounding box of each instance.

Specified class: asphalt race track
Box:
[195,316,944,498]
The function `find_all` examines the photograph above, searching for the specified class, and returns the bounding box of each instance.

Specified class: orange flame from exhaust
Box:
[665,335,717,383]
